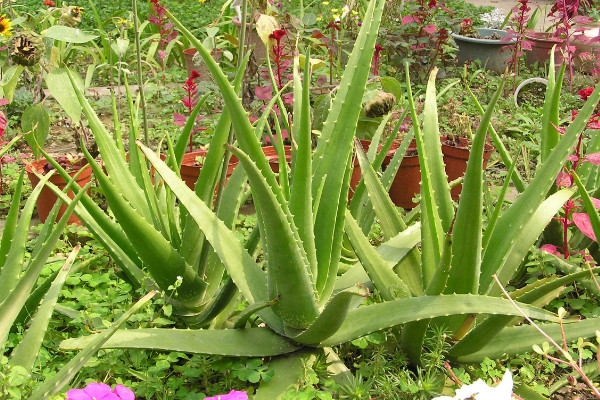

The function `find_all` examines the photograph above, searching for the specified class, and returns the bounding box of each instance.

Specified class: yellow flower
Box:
[0,14,12,37]
[198,0,206,2]
[332,13,340,19]
[331,8,338,12]
[316,16,322,21]
[352,10,358,15]
[322,1,329,4]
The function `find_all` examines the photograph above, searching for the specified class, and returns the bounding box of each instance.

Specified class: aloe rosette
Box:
[53,0,582,396]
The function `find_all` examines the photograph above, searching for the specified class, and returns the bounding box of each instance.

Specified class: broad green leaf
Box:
[1,65,24,103]
[21,104,50,160]
[46,68,84,124]
[42,26,98,43]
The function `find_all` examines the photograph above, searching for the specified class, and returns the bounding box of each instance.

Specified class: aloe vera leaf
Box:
[357,128,415,235]
[311,0,385,299]
[450,266,600,358]
[10,246,80,372]
[465,85,526,193]
[482,156,518,251]
[321,294,557,347]
[445,78,505,296]
[110,89,125,156]
[572,172,600,245]
[184,278,240,327]
[0,171,54,303]
[291,285,368,345]
[480,83,600,293]
[334,223,421,291]
[353,140,423,295]
[350,114,405,224]
[234,297,279,329]
[59,326,300,356]
[405,66,443,283]
[254,351,315,400]
[0,170,24,266]
[84,153,208,309]
[421,69,453,233]
[227,145,318,329]
[30,177,67,261]
[513,382,549,400]
[486,189,575,296]
[401,232,453,365]
[540,52,558,163]
[289,52,317,279]
[65,68,153,223]
[452,317,600,364]
[13,255,102,330]
[139,145,288,331]
[355,140,408,237]
[47,184,150,289]
[30,292,156,400]
[344,211,411,301]
[0,181,87,352]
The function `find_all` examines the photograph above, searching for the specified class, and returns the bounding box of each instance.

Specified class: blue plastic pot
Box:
[451,28,515,73]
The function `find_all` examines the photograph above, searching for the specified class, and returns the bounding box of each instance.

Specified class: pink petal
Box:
[567,154,579,162]
[255,85,273,101]
[423,24,437,34]
[584,152,600,165]
[572,213,597,242]
[113,385,135,400]
[173,113,187,126]
[591,197,600,210]
[0,98,8,106]
[541,244,563,257]
[158,50,168,59]
[85,383,113,397]
[205,390,248,400]
[66,389,93,400]
[401,15,416,25]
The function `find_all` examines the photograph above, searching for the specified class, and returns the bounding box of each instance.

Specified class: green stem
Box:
[132,0,149,145]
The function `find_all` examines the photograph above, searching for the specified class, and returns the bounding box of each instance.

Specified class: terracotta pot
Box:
[25,159,92,225]
[525,33,565,67]
[261,145,292,174]
[183,48,223,81]
[232,18,268,61]
[441,136,494,200]
[385,139,421,209]
[180,149,235,190]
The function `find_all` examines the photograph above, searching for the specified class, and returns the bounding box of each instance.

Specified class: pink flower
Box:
[205,390,248,400]
[66,383,134,400]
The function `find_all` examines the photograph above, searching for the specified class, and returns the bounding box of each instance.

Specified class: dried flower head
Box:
[61,6,84,27]
[10,31,45,67]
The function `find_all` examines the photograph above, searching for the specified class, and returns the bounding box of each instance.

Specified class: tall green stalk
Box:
[132,0,149,145]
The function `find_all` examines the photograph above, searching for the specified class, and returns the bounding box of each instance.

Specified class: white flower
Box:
[433,369,513,400]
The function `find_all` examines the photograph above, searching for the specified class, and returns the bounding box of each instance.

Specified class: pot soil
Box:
[441,136,494,200]
[25,158,92,225]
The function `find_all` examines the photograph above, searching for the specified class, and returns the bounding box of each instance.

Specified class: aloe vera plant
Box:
[56,1,575,396]
[348,62,600,365]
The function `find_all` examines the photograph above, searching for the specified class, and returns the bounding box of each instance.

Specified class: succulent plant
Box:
[10,31,44,67]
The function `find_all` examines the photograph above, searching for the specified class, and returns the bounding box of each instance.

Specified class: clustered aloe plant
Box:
[42,0,600,398]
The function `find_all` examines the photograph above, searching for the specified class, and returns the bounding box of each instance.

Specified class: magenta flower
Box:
[66,383,135,400]
[205,390,248,400]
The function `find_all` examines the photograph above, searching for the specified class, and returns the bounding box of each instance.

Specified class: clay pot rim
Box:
[25,158,90,176]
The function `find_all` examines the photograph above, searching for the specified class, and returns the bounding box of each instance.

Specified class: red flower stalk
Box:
[372,44,383,76]
[44,0,56,7]
[579,87,594,100]
[149,0,178,72]
[269,29,288,90]
[173,71,205,152]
